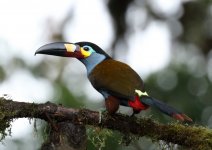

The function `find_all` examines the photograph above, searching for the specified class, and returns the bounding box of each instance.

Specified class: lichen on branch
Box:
[0,97,211,149]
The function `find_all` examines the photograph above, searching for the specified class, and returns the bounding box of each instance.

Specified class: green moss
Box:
[0,98,12,141]
[119,133,140,146]
[87,126,113,150]
[0,119,12,141]
[0,112,5,120]
[151,123,212,149]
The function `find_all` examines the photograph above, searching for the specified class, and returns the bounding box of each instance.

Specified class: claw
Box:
[98,108,107,124]
[98,110,102,124]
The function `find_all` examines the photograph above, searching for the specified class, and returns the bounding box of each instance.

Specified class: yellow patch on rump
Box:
[135,89,148,97]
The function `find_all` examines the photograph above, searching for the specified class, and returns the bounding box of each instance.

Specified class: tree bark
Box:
[0,97,211,149]
[41,122,86,150]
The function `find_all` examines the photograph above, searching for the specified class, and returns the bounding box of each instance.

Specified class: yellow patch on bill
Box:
[64,44,76,52]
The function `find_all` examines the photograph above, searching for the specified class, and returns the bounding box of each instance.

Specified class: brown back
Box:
[88,59,145,100]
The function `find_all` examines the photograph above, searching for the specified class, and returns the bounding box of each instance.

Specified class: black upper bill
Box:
[35,42,70,57]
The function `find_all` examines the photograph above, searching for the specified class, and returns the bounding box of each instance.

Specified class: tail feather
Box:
[141,96,193,122]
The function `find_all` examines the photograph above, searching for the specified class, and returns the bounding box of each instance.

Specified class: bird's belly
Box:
[119,99,129,106]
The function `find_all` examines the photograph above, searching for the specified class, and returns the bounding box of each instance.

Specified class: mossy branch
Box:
[0,97,212,149]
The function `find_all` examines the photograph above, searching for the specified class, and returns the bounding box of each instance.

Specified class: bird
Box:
[35,41,192,122]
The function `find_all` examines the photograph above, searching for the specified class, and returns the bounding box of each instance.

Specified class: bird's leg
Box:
[95,96,120,124]
[131,109,140,117]
[105,96,120,114]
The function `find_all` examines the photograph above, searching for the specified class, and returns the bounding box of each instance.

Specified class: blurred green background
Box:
[0,0,211,149]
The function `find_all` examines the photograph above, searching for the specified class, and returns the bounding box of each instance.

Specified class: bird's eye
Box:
[83,46,90,51]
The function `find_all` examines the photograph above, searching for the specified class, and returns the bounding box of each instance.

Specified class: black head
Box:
[75,41,111,59]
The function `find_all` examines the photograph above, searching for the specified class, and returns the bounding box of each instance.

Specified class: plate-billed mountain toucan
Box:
[35,41,192,122]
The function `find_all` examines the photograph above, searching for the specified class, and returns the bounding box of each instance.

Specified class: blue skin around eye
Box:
[83,46,96,53]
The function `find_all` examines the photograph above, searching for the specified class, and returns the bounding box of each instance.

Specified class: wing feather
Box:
[88,59,145,100]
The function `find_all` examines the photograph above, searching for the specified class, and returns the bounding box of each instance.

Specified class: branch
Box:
[0,97,211,149]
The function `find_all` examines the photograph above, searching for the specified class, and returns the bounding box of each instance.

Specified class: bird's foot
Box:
[98,108,107,124]
[130,112,136,118]
[130,109,141,118]
[98,108,118,123]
